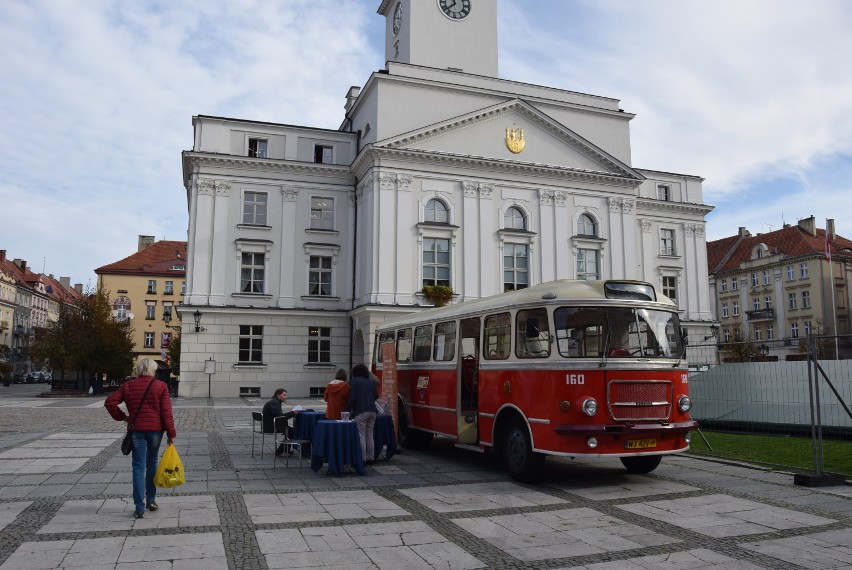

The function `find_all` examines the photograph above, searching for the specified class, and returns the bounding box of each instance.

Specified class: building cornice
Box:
[635,198,714,217]
[182,152,355,189]
[353,146,642,189]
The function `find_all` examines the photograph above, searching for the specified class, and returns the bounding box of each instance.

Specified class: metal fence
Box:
[688,336,852,479]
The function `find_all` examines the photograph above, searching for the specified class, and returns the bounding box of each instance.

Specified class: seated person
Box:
[262,388,299,455]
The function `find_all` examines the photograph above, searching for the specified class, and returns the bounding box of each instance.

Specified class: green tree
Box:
[29,302,80,389]
[718,323,762,363]
[167,332,180,376]
[797,319,838,360]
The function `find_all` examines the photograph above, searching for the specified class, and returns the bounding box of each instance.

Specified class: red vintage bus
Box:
[372,280,696,482]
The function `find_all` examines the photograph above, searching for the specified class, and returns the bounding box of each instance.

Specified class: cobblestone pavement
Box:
[0,384,851,569]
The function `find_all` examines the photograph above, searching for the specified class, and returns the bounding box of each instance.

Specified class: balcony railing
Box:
[746,308,775,321]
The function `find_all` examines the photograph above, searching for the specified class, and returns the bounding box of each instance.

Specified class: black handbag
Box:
[121,379,155,455]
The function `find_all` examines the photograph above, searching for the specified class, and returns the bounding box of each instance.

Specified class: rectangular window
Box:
[791,322,799,338]
[239,325,263,363]
[181,281,186,295]
[720,279,727,292]
[754,326,762,341]
[723,329,731,342]
[801,290,811,308]
[721,303,729,318]
[433,321,456,361]
[656,184,671,201]
[240,252,265,293]
[307,326,331,363]
[752,298,760,311]
[516,308,550,358]
[751,273,758,287]
[503,244,529,290]
[767,325,774,340]
[164,281,174,295]
[763,271,770,285]
[242,191,268,225]
[147,280,156,294]
[484,313,511,360]
[412,325,433,362]
[788,292,797,310]
[248,138,267,158]
[733,301,739,316]
[310,197,334,230]
[662,276,677,304]
[577,249,599,281]
[800,263,808,278]
[764,297,772,310]
[314,144,333,164]
[395,328,412,362]
[162,302,173,319]
[787,266,794,280]
[161,332,172,348]
[422,238,450,287]
[146,302,156,320]
[144,332,154,348]
[660,229,675,256]
[308,256,332,296]
[731,278,738,291]
[804,320,811,336]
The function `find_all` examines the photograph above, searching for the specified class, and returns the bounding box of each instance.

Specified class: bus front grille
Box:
[607,380,672,421]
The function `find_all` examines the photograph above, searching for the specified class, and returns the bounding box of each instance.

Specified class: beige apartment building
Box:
[95,236,187,364]
[708,216,852,359]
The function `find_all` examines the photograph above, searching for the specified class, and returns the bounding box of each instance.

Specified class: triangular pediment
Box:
[375,99,642,181]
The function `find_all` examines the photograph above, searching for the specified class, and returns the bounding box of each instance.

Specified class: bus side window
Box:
[484,312,511,359]
[433,321,456,361]
[396,329,412,362]
[516,308,550,358]
[413,325,433,362]
[374,331,395,365]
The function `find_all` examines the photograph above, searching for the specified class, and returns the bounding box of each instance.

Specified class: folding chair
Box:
[251,411,266,459]
[272,416,310,469]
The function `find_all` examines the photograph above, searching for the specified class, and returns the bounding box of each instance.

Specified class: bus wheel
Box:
[503,420,544,483]
[399,409,433,449]
[620,455,662,474]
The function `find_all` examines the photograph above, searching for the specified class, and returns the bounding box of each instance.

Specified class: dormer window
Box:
[248,138,268,158]
[657,184,671,201]
[314,144,333,164]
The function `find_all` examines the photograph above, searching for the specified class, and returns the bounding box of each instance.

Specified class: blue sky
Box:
[1,0,851,285]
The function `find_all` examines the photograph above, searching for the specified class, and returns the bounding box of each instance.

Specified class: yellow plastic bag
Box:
[154,443,185,488]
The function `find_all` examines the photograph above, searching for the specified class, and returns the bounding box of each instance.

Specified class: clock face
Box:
[438,0,471,20]
[393,2,402,36]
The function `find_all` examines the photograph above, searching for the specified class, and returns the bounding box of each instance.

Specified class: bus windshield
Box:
[554,306,682,359]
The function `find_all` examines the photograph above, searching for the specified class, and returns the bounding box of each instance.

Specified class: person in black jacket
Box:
[262,388,299,455]
[348,364,378,465]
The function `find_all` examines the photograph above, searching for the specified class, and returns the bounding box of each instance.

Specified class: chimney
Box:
[738,227,750,237]
[74,283,83,294]
[0,250,5,262]
[827,219,836,243]
[13,258,26,272]
[60,276,71,289]
[138,235,155,251]
[344,86,361,113]
[797,216,817,236]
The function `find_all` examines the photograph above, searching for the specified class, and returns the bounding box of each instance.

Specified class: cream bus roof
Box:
[377,280,677,331]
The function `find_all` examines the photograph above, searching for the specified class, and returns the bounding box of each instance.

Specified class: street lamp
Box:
[162,308,181,331]
[193,310,206,333]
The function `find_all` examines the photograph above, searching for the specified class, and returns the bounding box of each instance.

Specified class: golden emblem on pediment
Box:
[505,127,525,154]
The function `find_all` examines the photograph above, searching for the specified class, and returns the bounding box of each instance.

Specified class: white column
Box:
[208,181,231,307]
[278,186,299,308]
[188,178,215,305]
[462,182,480,300]
[375,173,397,304]
[552,191,568,280]
[538,191,556,283]
[620,199,635,280]
[607,198,623,280]
[394,175,412,304]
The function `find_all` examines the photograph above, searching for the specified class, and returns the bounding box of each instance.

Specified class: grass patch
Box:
[688,430,852,477]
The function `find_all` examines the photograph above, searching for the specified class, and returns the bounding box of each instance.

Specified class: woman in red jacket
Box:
[105,358,177,519]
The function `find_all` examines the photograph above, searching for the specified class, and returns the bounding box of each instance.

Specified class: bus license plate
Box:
[625,439,656,449]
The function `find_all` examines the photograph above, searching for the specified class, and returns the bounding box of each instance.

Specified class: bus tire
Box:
[399,408,433,450]
[503,419,544,483]
[620,455,662,474]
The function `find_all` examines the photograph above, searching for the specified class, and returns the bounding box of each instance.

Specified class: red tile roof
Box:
[95,241,188,277]
[708,225,852,274]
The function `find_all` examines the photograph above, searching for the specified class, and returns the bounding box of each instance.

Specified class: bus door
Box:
[458,317,480,444]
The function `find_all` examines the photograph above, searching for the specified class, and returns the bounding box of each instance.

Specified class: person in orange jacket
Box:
[324,368,350,420]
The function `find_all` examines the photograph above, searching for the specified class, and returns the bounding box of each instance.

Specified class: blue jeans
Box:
[130,431,163,514]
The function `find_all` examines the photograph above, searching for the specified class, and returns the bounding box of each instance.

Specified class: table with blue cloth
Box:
[310,420,366,476]
[293,411,324,441]
[373,415,397,461]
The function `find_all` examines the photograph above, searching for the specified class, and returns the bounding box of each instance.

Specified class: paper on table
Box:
[291,405,304,411]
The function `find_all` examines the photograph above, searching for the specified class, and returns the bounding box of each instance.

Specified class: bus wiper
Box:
[600,328,612,368]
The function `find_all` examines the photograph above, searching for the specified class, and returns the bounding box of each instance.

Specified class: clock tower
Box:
[378,0,498,77]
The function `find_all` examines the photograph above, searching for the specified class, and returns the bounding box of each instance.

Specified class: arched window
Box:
[504,206,526,230]
[425,199,449,223]
[577,214,597,236]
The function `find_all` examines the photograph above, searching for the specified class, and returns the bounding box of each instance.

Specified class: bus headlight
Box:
[678,395,692,413]
[587,437,598,449]
[582,398,598,416]
[684,432,692,444]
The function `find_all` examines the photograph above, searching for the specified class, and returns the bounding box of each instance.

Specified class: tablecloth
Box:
[373,415,397,461]
[294,411,324,441]
[310,420,366,476]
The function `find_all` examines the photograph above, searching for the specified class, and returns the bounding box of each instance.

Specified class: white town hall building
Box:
[178,0,715,398]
